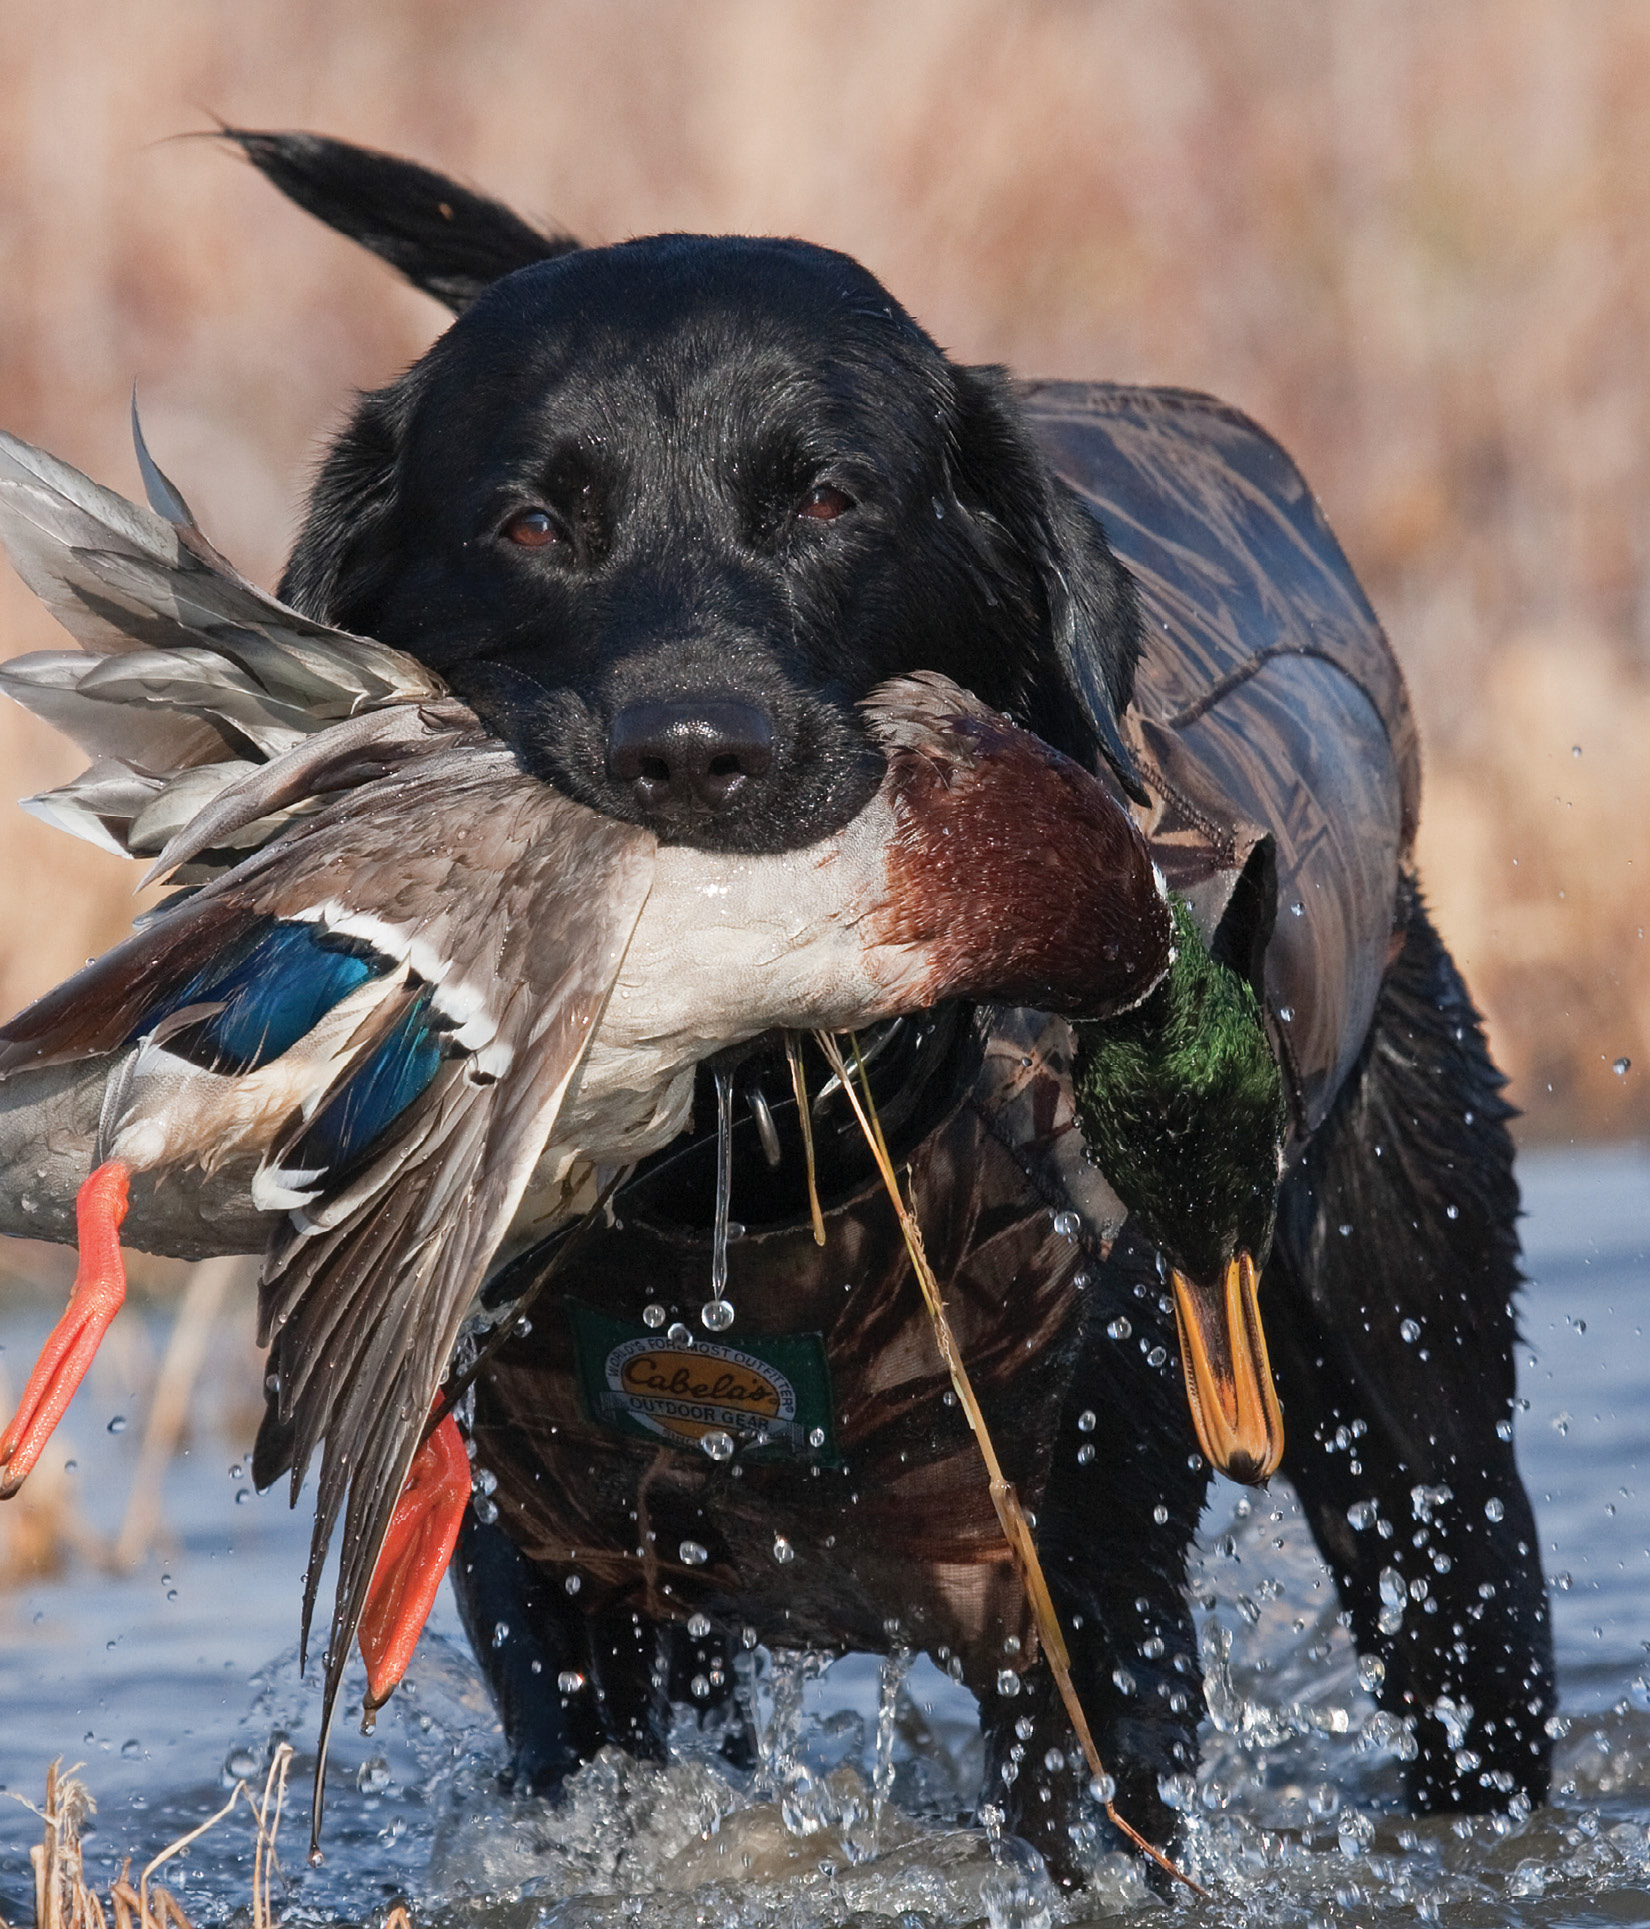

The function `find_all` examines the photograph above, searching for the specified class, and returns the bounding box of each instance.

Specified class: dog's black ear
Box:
[278,373,419,629]
[224,128,577,313]
[948,365,1148,803]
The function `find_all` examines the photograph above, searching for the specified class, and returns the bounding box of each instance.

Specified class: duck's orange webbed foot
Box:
[358,1406,470,1721]
[0,1159,131,1499]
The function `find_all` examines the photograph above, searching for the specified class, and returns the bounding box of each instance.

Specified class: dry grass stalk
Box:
[24,1761,106,1929]
[10,1746,301,1929]
[814,1031,1205,1897]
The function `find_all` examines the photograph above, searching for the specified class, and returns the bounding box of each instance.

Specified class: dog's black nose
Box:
[607,698,775,814]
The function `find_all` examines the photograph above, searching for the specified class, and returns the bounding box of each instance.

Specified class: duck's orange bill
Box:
[358,1406,470,1715]
[1170,1250,1284,1485]
[0,1159,131,1499]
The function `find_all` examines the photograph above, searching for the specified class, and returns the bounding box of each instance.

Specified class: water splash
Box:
[871,1645,912,1847]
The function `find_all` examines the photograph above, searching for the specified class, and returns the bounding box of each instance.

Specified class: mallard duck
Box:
[1073,893,1286,1481]
[0,421,1176,1812]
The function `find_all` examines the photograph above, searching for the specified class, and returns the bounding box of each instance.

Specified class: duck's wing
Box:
[0,424,446,877]
[223,128,577,313]
[230,752,654,1828]
[1,730,655,1820]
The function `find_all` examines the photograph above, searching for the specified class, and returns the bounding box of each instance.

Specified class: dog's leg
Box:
[449,1507,608,1791]
[981,1226,1210,1885]
[1266,879,1555,1811]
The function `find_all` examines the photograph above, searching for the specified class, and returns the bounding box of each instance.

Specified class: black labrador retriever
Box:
[238,131,1554,1882]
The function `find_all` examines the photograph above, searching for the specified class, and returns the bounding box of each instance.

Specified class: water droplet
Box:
[515,1316,533,1337]
[666,1322,694,1346]
[996,1669,1022,1697]
[1077,1443,1096,1465]
[166,1589,178,1602]
[357,1756,390,1794]
[1445,1203,1459,1220]
[1003,1634,1021,1655]
[1013,1714,1035,1739]
[1112,1666,1135,1695]
[492,1620,510,1649]
[235,1489,250,1505]
[64,1460,77,1474]
[557,1670,585,1693]
[1147,1344,1168,1368]
[687,1611,712,1639]
[473,1466,498,1497]
[1088,1772,1116,1803]
[1077,1408,1097,1432]
[700,1298,735,1333]
[690,1672,712,1699]
[1496,1418,1514,1441]
[473,1495,499,1524]
[1152,1503,1169,1525]
[1106,1317,1131,1340]
[1357,1654,1386,1691]
[1484,1497,1506,1522]
[1053,1210,1081,1239]
[1400,1318,1421,1343]
[107,1415,127,1435]
[808,1426,827,1449]
[120,1739,141,1760]
[564,1573,582,1595]
[1553,1570,1573,1592]
[643,1303,667,1329]
[227,1463,244,1479]
[1347,1499,1378,1530]
[1289,900,1305,917]
[699,1429,735,1462]
[1614,1056,1631,1076]
[1552,1411,1571,1436]
[771,1535,795,1565]
[1279,1005,1294,1023]
[1573,744,1583,757]
[1338,1811,1374,1858]
[679,1539,709,1566]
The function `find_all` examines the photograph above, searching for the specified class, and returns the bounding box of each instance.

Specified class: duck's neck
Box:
[1071,897,1285,1282]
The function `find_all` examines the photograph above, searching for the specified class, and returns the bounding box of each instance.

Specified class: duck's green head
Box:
[1074,894,1287,1483]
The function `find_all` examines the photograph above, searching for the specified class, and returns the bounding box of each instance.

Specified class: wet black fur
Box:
[269,138,1140,855]
[248,133,1551,1881]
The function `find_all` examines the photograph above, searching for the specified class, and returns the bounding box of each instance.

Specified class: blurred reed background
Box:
[1,0,1648,1158]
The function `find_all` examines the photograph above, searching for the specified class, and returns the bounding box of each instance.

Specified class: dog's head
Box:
[265,135,1142,854]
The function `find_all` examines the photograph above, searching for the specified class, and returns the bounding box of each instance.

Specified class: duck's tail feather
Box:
[222,127,578,314]
[0,427,447,877]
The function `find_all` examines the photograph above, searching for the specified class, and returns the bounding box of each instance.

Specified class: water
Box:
[0,1144,1646,1926]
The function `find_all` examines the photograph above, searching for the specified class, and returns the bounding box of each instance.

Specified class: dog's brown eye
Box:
[797,485,853,522]
[502,508,561,549]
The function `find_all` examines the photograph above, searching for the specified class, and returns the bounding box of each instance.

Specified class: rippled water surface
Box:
[1,1144,1647,1927]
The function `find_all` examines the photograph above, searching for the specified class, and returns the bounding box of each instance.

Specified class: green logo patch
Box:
[567,1302,840,1467]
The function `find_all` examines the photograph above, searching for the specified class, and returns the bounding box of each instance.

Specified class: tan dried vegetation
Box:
[1,0,1647,1140]
[0,1747,384,1929]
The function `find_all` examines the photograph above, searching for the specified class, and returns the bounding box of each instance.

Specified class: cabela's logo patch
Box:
[567,1303,839,1465]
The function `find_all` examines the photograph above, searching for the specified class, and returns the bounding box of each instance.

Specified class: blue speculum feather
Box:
[133,920,387,1074]
[284,984,443,1176]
